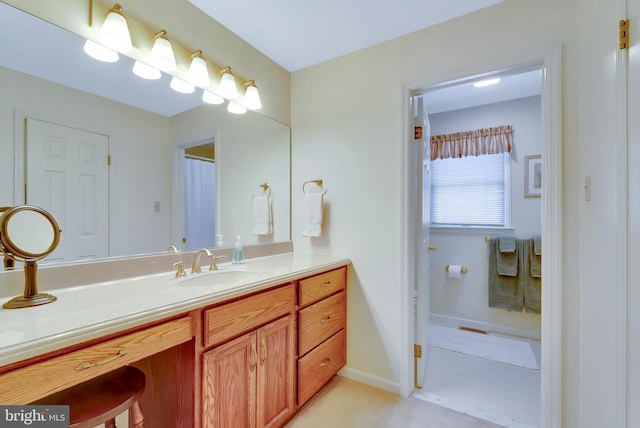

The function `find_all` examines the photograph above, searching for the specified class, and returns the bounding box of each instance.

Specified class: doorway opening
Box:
[404,49,563,428]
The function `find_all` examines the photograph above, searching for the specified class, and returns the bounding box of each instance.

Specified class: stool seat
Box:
[33,365,145,428]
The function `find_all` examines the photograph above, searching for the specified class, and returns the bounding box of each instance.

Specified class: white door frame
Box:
[400,46,563,427]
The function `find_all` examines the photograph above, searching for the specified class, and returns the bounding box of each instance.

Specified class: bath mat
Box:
[428,324,539,369]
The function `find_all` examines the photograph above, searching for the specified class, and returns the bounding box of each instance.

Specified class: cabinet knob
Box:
[428,245,437,252]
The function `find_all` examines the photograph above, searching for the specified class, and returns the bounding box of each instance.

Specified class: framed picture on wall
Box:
[525,155,542,197]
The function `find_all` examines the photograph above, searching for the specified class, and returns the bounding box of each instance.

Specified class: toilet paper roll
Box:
[447,265,463,279]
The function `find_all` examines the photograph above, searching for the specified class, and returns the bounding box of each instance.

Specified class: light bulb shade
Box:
[243,84,262,110]
[202,90,224,105]
[98,5,132,52]
[132,61,161,80]
[83,39,119,62]
[218,71,238,100]
[149,32,176,72]
[186,53,210,87]
[170,77,195,94]
[227,101,247,114]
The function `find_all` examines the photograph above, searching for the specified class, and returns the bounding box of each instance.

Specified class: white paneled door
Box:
[25,118,109,263]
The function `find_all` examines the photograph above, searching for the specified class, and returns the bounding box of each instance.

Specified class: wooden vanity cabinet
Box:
[296,267,347,406]
[201,284,296,428]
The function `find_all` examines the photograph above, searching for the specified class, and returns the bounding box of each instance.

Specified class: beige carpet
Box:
[285,376,503,428]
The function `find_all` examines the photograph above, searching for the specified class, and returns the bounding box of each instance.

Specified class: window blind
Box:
[430,153,507,226]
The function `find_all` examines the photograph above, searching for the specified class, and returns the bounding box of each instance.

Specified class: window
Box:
[430,153,510,227]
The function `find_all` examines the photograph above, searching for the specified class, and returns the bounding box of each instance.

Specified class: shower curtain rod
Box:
[185,154,215,163]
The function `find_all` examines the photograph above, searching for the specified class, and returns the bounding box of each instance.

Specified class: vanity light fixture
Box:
[243,80,262,110]
[202,90,224,105]
[83,39,119,62]
[473,77,501,88]
[95,4,133,53]
[148,30,177,72]
[186,50,210,87]
[227,100,247,114]
[132,60,161,80]
[217,66,238,100]
[170,76,195,94]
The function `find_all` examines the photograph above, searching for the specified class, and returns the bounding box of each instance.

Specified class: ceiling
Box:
[1,0,540,118]
[188,0,504,72]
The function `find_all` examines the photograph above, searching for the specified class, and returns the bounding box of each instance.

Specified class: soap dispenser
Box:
[232,235,244,264]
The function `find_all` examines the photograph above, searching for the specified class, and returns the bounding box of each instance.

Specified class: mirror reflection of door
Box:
[25,118,109,263]
[183,141,216,251]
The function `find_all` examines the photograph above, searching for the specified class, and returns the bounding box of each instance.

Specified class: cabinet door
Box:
[257,315,296,428]
[202,331,257,428]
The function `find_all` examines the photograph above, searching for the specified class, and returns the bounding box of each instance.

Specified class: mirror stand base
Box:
[3,293,57,309]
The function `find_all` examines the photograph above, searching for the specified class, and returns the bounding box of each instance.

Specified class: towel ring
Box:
[252,183,271,198]
[303,179,328,195]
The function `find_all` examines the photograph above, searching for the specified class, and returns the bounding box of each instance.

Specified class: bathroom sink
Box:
[177,269,266,287]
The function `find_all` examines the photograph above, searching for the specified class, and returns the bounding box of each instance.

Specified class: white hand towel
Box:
[301,192,323,237]
[252,195,272,235]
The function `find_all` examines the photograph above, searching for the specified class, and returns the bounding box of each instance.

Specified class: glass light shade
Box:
[149,35,177,72]
[98,7,132,52]
[186,54,210,87]
[170,77,195,94]
[218,71,238,100]
[243,84,262,110]
[132,61,161,80]
[227,101,247,114]
[202,90,224,105]
[83,39,119,62]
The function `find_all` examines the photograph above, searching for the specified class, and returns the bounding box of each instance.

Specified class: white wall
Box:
[292,0,582,425]
[428,96,541,334]
[0,67,172,257]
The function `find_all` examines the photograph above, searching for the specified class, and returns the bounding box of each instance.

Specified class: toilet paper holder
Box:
[445,265,468,274]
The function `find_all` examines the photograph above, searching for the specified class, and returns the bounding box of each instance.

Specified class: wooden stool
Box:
[33,366,145,428]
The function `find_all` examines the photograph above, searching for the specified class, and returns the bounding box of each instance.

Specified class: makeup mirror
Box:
[0,205,60,308]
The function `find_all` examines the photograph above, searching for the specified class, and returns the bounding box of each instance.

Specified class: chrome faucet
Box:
[192,248,212,274]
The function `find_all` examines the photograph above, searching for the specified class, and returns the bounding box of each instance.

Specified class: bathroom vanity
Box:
[0,252,349,428]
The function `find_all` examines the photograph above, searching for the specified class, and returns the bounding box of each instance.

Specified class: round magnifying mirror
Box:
[0,205,60,260]
[0,205,60,309]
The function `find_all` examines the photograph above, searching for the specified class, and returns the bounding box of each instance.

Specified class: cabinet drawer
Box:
[204,284,294,348]
[298,267,346,308]
[297,329,346,406]
[298,292,346,356]
[0,316,192,405]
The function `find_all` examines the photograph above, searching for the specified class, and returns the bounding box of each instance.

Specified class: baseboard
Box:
[430,313,541,341]
[337,367,402,396]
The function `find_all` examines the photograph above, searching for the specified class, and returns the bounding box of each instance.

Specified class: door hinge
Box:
[620,19,629,50]
[107,155,111,166]
[414,344,422,358]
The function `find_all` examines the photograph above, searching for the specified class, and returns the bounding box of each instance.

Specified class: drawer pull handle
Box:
[319,316,331,324]
[319,281,331,288]
[319,358,331,368]
[75,349,128,371]
[250,343,258,372]
[261,338,267,366]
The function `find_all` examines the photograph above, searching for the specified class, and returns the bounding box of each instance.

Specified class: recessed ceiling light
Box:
[473,77,501,88]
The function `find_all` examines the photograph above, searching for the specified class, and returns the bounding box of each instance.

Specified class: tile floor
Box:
[413,332,541,428]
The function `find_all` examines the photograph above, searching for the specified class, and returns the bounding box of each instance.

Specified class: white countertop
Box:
[0,252,350,367]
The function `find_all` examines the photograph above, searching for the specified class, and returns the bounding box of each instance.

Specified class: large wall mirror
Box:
[0,2,291,266]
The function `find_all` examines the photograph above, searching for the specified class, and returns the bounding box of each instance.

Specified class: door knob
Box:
[428,246,437,252]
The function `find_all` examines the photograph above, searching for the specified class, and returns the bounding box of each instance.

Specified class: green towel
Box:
[488,238,524,311]
[529,237,542,278]
[523,239,542,314]
[496,236,519,276]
